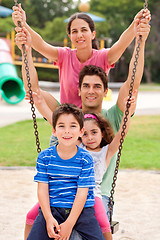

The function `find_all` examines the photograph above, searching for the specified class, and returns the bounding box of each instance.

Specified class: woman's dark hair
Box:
[52,103,84,130]
[83,112,115,147]
[67,12,99,50]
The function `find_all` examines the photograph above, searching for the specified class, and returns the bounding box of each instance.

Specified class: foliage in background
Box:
[2,0,76,28]
[144,0,160,83]
[41,17,67,42]
[0,16,14,34]
[90,0,160,83]
[0,0,13,9]
[23,0,75,28]
[90,0,142,41]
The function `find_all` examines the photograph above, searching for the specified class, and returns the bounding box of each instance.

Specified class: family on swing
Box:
[12,4,151,240]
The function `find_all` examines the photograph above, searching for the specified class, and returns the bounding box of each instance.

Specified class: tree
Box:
[20,0,76,28]
[0,17,14,34]
[0,0,13,9]
[1,0,76,28]
[90,0,160,83]
[90,0,144,41]
[41,17,67,42]
[144,0,160,83]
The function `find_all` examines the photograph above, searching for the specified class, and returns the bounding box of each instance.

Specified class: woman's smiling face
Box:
[69,18,95,50]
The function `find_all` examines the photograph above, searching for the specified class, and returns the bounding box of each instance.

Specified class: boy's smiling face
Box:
[53,113,84,147]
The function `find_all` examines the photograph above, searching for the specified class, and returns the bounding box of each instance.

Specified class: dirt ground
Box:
[0,168,160,240]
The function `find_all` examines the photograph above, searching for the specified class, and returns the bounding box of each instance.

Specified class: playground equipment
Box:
[0,38,25,104]
[0,5,13,17]
[9,29,58,69]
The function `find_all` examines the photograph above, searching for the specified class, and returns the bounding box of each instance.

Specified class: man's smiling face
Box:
[79,75,108,112]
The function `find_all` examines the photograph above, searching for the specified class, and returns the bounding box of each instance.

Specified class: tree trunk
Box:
[144,66,152,84]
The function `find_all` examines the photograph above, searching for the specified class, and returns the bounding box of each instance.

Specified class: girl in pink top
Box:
[12,6,150,108]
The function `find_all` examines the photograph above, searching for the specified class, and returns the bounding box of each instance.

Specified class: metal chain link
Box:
[144,0,148,9]
[109,0,148,224]
[14,0,41,153]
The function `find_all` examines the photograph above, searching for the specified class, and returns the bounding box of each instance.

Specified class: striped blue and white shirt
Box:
[34,144,95,208]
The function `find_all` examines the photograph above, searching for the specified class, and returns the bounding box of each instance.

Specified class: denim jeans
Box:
[49,134,58,147]
[102,195,114,221]
[69,196,114,239]
[69,230,82,240]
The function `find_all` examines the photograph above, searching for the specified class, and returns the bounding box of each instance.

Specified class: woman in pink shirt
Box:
[12,5,150,108]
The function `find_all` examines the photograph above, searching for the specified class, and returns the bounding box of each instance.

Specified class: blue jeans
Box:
[70,196,114,240]
[28,207,104,240]
[70,230,83,240]
[102,195,114,221]
[49,134,58,147]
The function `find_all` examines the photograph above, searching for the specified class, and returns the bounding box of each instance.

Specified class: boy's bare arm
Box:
[59,188,88,239]
[38,182,60,239]
[107,9,151,65]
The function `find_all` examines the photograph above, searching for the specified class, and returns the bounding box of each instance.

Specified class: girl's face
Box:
[82,120,102,151]
[69,18,95,50]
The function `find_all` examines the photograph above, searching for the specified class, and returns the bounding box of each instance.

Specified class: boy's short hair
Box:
[52,103,84,129]
[79,65,108,91]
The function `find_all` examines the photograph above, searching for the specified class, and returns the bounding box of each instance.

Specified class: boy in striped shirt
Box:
[28,103,104,240]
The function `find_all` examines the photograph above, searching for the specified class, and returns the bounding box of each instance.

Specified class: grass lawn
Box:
[0,115,160,170]
[139,83,160,91]
[120,115,160,170]
[0,119,52,166]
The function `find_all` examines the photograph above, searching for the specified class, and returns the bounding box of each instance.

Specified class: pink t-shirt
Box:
[54,47,114,108]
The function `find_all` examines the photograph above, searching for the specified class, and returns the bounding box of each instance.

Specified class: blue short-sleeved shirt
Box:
[34,145,95,208]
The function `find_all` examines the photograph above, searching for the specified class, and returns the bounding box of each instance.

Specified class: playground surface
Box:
[0,168,160,240]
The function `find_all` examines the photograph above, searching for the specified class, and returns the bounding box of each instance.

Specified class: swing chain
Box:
[108,0,148,224]
[109,0,149,226]
[144,0,148,9]
[14,0,41,153]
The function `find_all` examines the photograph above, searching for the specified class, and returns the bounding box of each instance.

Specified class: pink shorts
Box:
[94,196,111,233]
[26,202,40,225]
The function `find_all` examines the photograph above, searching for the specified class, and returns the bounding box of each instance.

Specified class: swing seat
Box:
[111,221,119,234]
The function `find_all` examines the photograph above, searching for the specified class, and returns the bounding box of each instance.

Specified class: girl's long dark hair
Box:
[67,12,99,50]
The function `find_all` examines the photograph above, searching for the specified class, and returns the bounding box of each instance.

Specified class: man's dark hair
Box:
[52,103,84,130]
[79,65,108,91]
